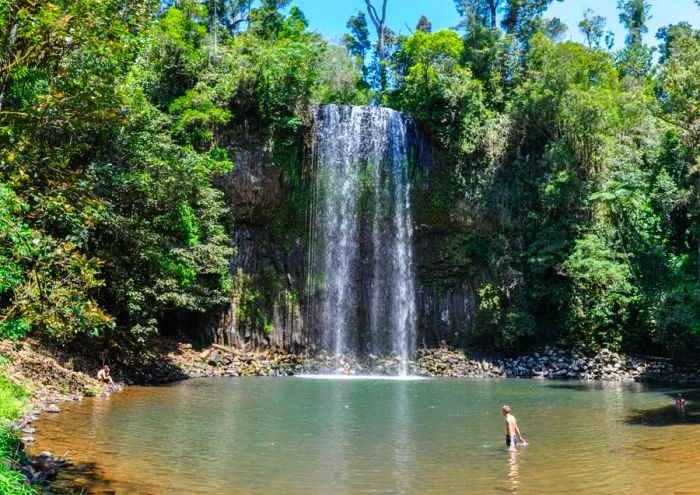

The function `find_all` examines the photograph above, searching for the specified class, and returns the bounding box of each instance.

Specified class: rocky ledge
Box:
[259,346,700,383]
[416,348,504,378]
[417,346,700,383]
[171,343,304,378]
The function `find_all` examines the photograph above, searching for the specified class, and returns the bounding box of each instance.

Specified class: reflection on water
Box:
[508,449,519,494]
[45,462,114,495]
[392,382,412,495]
[33,378,700,495]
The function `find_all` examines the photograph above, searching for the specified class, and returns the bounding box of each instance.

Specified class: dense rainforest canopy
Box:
[1,0,700,360]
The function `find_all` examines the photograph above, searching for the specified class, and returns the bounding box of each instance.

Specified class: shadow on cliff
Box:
[112,338,190,385]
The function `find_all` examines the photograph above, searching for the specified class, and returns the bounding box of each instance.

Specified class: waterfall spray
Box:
[310,105,420,374]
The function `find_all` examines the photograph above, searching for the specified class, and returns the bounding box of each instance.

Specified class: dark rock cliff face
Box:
[218,227,308,351]
[415,272,481,349]
[210,132,310,352]
[412,219,485,349]
[205,107,483,354]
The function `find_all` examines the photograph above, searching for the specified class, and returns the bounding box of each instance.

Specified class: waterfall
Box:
[309,105,421,373]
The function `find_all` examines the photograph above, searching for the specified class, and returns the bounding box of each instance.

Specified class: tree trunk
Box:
[0,22,18,113]
[489,0,498,29]
[364,0,388,60]
[364,0,389,92]
[502,0,519,34]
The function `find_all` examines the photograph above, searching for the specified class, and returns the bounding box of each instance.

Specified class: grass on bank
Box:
[0,370,33,495]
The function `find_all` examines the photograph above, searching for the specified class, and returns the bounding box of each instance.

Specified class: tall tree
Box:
[656,22,699,64]
[248,0,292,39]
[617,0,651,46]
[363,0,390,93]
[416,15,432,33]
[364,0,388,60]
[657,26,700,150]
[455,0,563,43]
[454,0,500,30]
[616,0,653,78]
[500,0,560,36]
[206,0,253,34]
[343,12,371,60]
[578,9,606,49]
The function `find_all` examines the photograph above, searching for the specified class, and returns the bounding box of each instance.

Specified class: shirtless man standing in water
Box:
[503,405,526,450]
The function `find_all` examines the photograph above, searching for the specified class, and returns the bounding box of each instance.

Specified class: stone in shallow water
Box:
[46,404,60,413]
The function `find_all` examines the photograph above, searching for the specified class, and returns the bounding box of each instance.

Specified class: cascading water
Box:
[309,105,422,374]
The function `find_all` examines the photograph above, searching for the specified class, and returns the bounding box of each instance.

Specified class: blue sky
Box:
[290,0,700,49]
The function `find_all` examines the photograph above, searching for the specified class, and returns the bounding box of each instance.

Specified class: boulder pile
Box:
[417,345,700,383]
[172,344,303,378]
[416,348,505,377]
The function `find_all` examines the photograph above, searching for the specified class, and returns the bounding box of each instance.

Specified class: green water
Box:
[35,377,700,494]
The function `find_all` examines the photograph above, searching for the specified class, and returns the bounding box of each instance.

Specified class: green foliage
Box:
[137,6,207,110]
[94,81,234,339]
[392,30,490,154]
[0,374,31,495]
[0,465,32,495]
[229,26,328,136]
[1,0,352,347]
[563,234,637,350]
[2,0,700,362]
[386,4,700,359]
[232,266,294,336]
[402,29,463,64]
[474,284,536,353]
[0,0,151,342]
[0,320,30,341]
[106,1,356,342]
[170,90,232,150]
[656,29,700,150]
[454,0,562,39]
[176,204,202,247]
[312,44,370,105]
[343,11,371,60]
[0,184,112,340]
[617,0,651,46]
[0,374,26,423]
[616,0,653,78]
[579,9,606,49]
